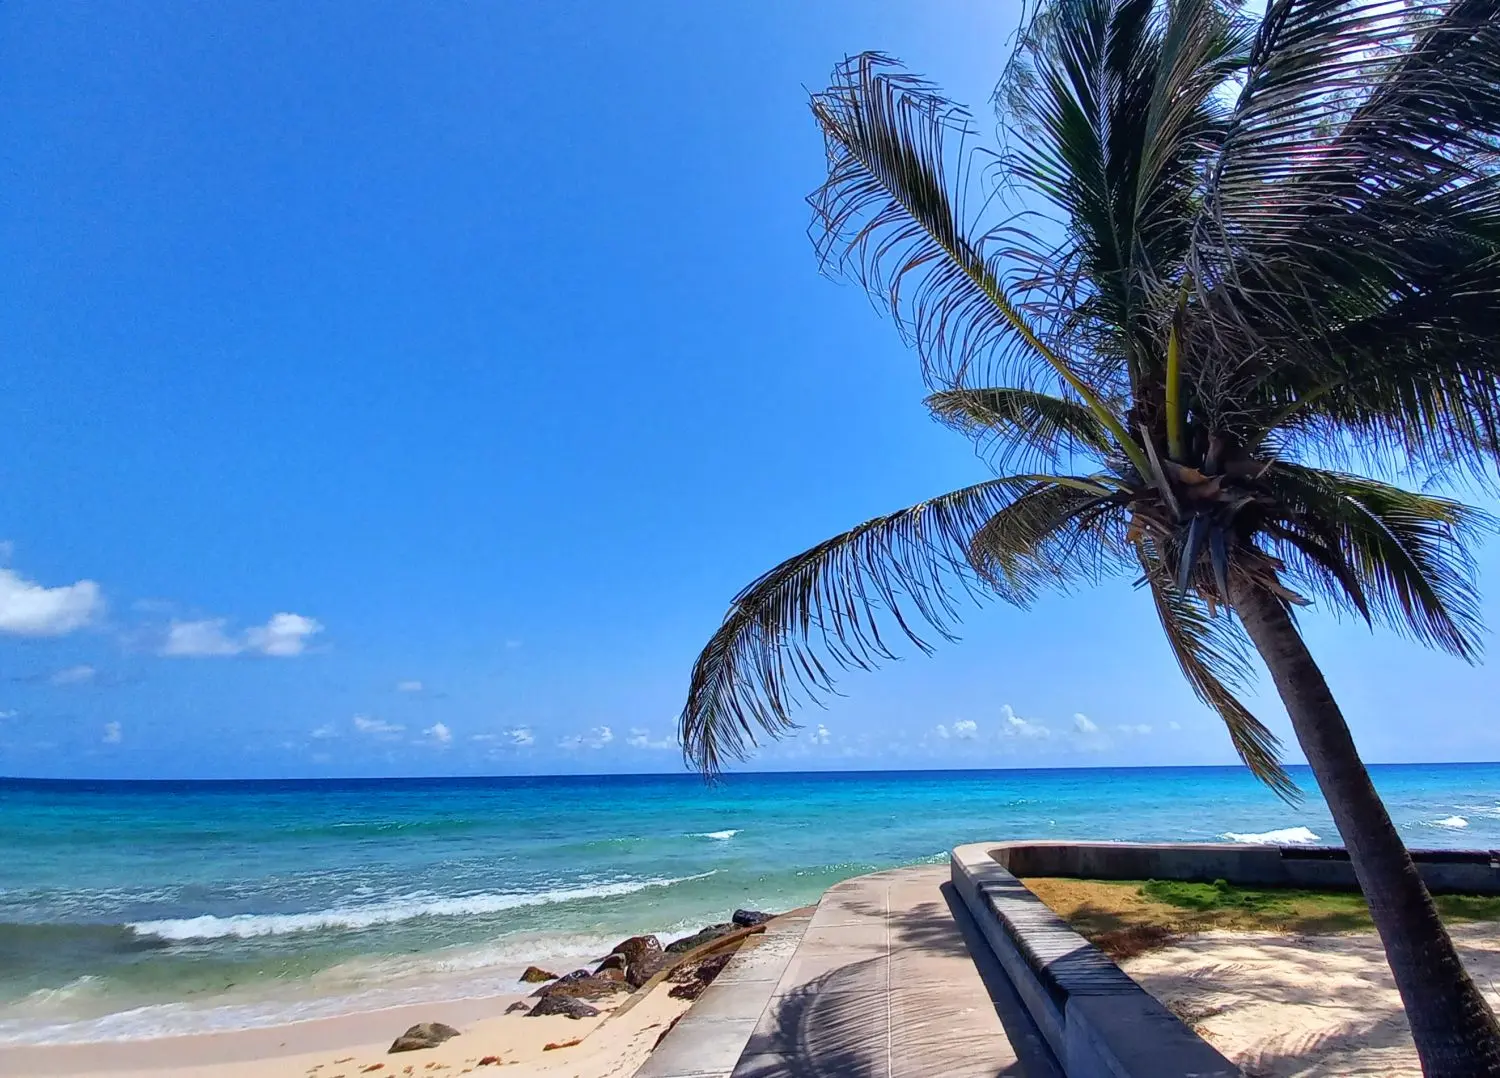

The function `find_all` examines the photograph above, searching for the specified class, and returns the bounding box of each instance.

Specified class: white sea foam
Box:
[1220,826,1321,845]
[128,872,715,942]
[690,829,740,840]
[1434,815,1470,829]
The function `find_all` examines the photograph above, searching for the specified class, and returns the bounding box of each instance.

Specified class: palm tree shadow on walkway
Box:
[734,882,1061,1078]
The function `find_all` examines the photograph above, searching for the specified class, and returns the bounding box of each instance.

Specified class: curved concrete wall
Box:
[989,840,1500,895]
[951,843,1238,1078]
[952,839,1500,1077]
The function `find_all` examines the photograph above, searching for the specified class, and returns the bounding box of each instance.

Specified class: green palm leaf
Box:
[1137,538,1297,799]
[807,53,1153,480]
[1265,465,1488,658]
[681,476,1040,773]
[926,386,1113,472]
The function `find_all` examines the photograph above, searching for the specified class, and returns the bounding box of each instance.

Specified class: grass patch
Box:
[1023,876,1500,960]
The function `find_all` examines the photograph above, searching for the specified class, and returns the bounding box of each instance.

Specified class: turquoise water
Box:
[3,764,1497,1043]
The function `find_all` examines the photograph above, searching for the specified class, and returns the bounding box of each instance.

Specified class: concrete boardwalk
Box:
[638,865,1060,1078]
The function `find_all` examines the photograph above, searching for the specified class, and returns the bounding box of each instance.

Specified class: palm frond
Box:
[967,477,1132,593]
[926,386,1113,472]
[1000,0,1250,388]
[1183,0,1500,471]
[1138,537,1297,799]
[681,476,1047,773]
[1264,464,1489,659]
[808,52,1153,479]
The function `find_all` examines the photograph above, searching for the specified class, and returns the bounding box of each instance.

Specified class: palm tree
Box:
[678,0,1500,1073]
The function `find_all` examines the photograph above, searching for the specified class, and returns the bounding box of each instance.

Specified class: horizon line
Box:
[5,759,1498,785]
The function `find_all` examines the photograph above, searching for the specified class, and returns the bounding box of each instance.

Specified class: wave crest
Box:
[128,872,715,942]
[1220,826,1320,845]
[1434,815,1470,829]
[690,829,740,840]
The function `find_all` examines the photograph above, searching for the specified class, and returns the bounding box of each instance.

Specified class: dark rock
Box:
[594,952,627,974]
[668,980,707,1001]
[505,1001,530,1015]
[527,994,600,1019]
[532,975,626,1001]
[530,969,606,998]
[609,935,662,970]
[594,966,625,983]
[520,966,557,983]
[625,954,667,989]
[732,909,773,928]
[387,1022,460,1053]
[664,924,736,954]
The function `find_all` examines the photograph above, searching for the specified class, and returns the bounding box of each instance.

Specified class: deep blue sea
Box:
[2,764,1496,1044]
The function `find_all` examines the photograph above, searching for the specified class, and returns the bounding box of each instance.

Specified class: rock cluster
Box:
[509,909,777,1019]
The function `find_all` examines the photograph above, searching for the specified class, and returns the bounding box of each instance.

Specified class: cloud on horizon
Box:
[560,725,613,750]
[352,714,403,739]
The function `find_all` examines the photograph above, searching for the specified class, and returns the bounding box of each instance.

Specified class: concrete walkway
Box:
[637,865,1060,1078]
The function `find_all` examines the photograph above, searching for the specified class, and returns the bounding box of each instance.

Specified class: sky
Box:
[3,1,1500,780]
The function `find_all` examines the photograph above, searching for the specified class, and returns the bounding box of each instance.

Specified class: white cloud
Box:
[627,727,676,750]
[353,714,404,739]
[560,725,613,750]
[245,613,322,657]
[102,721,122,744]
[0,709,16,720]
[1001,704,1050,739]
[0,568,103,636]
[811,724,831,745]
[473,725,536,747]
[424,722,452,745]
[933,724,950,739]
[1116,723,1154,735]
[50,664,96,686]
[162,618,241,656]
[1073,713,1099,734]
[162,612,322,658]
[396,680,424,693]
[952,719,978,740]
[310,723,339,739]
[1167,721,1182,731]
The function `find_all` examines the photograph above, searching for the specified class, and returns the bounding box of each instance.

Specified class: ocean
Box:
[2,763,1496,1045]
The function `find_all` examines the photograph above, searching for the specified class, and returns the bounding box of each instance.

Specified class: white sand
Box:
[1121,921,1500,1077]
[0,983,695,1078]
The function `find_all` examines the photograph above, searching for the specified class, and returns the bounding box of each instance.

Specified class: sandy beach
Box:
[1,980,695,1078]
[1122,921,1500,1077]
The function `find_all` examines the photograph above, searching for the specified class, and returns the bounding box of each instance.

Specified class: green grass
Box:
[1023,876,1500,959]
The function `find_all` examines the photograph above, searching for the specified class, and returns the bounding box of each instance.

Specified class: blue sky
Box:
[2,1,1498,780]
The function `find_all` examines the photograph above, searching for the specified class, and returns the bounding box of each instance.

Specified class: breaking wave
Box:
[128,872,715,941]
[1220,826,1321,845]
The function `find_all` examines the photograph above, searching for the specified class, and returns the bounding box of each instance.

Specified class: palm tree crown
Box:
[680,0,1500,795]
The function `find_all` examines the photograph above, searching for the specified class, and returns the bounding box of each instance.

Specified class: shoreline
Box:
[1,975,706,1078]
[2,992,525,1076]
[0,916,775,1078]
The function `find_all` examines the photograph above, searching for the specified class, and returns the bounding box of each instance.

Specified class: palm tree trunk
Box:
[1232,578,1500,1077]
